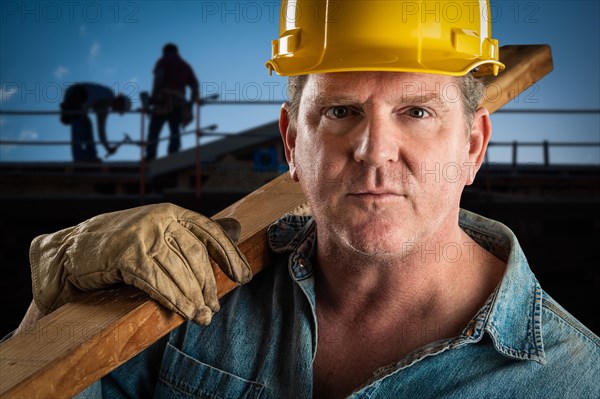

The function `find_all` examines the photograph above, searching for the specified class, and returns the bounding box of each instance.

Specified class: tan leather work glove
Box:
[29,203,252,325]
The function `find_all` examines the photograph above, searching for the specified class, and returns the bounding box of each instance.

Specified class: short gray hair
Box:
[286,75,308,130]
[459,73,485,131]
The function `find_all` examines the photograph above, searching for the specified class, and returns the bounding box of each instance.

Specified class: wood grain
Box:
[482,45,553,113]
[1,174,307,399]
[0,45,553,399]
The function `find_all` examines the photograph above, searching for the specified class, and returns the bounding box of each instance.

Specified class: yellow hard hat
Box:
[266,0,504,77]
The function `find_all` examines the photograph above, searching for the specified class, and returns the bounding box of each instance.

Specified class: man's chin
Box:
[318,210,414,254]
[339,226,412,258]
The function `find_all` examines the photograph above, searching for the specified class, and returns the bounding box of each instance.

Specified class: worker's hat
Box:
[266,0,504,77]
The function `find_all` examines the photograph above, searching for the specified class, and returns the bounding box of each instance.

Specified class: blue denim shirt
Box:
[81,209,599,398]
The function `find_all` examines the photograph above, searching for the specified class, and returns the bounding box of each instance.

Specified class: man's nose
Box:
[353,115,400,167]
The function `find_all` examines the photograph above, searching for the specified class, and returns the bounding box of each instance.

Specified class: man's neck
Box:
[311,222,506,399]
[314,223,493,318]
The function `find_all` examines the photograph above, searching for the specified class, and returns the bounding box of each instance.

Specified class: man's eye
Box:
[325,106,351,119]
[407,108,428,118]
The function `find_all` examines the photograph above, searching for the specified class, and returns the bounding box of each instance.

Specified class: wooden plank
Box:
[0,174,307,399]
[0,44,553,399]
[0,287,180,399]
[481,44,553,113]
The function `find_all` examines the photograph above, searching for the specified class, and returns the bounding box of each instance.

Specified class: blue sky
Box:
[1,0,599,164]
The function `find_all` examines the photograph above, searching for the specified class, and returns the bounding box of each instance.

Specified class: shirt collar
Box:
[267,210,546,364]
[268,214,314,254]
[459,209,546,364]
[268,214,316,280]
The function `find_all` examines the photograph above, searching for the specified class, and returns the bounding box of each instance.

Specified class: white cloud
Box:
[0,129,38,155]
[19,129,38,141]
[90,40,101,59]
[54,66,69,79]
[0,87,17,103]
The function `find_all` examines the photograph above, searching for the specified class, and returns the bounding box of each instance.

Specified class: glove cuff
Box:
[30,234,53,315]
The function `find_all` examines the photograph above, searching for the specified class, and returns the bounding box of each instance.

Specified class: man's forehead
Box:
[301,71,459,105]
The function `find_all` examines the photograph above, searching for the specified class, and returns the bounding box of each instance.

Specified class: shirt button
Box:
[465,325,475,337]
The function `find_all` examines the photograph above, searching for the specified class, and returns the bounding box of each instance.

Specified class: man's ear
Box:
[465,107,492,185]
[279,103,299,181]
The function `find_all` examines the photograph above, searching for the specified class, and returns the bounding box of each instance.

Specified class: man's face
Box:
[281,72,489,258]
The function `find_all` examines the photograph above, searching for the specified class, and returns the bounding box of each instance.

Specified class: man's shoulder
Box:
[540,290,600,351]
[78,82,111,94]
[411,289,599,398]
[533,290,599,393]
[76,83,114,110]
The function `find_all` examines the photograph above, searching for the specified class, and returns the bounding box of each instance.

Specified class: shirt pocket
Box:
[155,343,267,399]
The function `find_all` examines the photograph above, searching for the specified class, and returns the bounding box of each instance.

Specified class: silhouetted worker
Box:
[146,43,199,161]
[60,83,131,162]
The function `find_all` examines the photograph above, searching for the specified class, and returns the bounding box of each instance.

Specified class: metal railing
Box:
[486,141,600,168]
[1,105,599,197]
[0,104,210,197]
